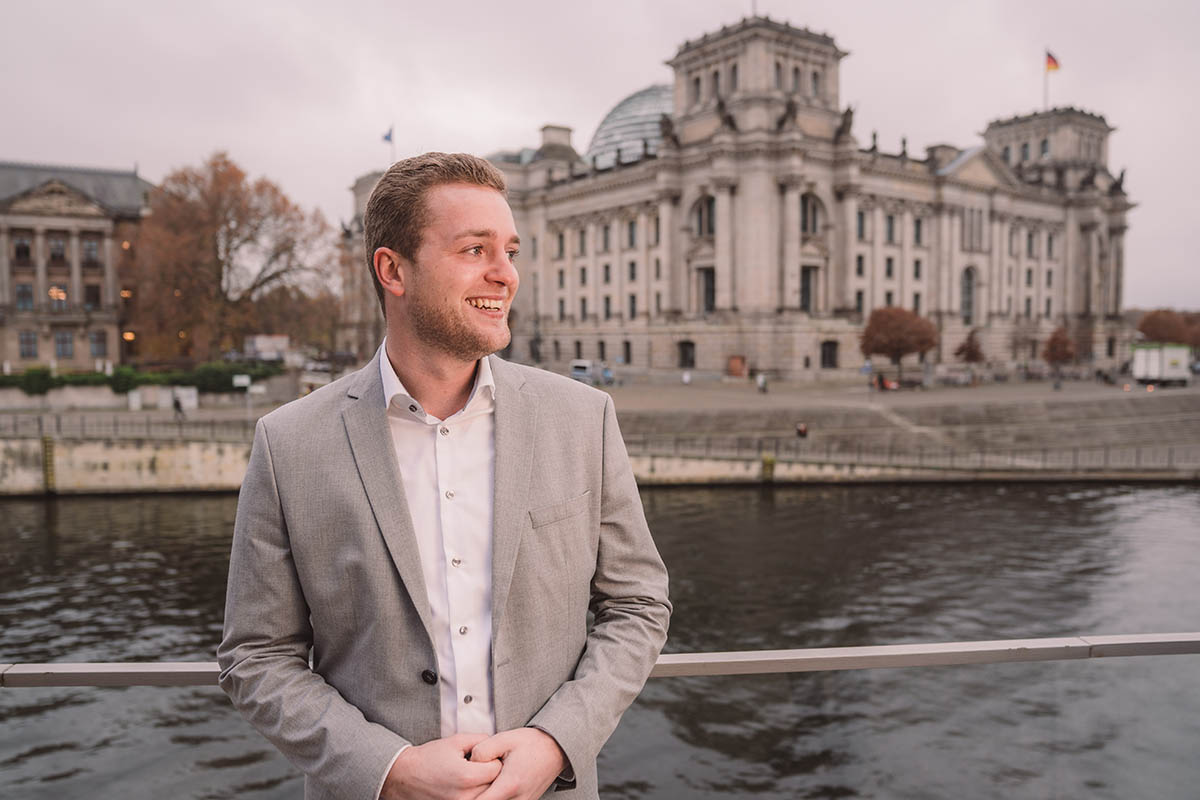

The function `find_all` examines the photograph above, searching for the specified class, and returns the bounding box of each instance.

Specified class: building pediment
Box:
[936,146,1017,190]
[4,179,109,218]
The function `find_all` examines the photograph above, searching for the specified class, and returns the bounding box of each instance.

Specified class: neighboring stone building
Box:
[0,161,152,372]
[336,171,386,361]
[340,16,1133,378]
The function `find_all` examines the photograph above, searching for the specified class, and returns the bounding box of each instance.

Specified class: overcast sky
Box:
[4,0,1197,309]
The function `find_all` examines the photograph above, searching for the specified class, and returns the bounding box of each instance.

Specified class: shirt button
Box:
[421,669,438,685]
[459,625,468,635]
[451,557,462,568]
[463,695,473,704]
[445,489,455,500]
[439,426,450,436]
[409,404,419,413]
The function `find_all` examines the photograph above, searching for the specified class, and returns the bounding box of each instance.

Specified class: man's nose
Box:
[487,251,519,288]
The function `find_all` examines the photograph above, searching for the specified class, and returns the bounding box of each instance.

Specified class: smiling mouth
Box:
[467,298,505,312]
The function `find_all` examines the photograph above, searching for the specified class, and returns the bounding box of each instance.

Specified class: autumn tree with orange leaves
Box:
[127,152,331,363]
[1042,326,1076,370]
[859,307,939,382]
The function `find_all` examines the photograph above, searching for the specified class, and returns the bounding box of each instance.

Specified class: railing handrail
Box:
[4,632,1198,687]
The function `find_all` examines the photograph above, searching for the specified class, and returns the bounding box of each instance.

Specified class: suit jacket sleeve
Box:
[217,420,409,800]
[526,394,671,782]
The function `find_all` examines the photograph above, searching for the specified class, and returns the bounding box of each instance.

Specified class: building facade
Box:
[0,162,152,372]
[343,17,1133,378]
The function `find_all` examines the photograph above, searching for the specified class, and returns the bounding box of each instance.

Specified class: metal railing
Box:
[3,633,1198,687]
[624,435,1200,473]
[0,413,255,443]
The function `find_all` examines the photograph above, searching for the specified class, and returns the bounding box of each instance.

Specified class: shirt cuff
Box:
[376,744,410,799]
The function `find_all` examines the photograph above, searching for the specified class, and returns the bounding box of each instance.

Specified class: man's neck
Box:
[385,336,479,421]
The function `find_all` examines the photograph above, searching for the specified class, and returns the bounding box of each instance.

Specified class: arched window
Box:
[1040,138,1049,158]
[712,70,720,97]
[691,76,701,104]
[693,194,716,237]
[774,61,782,89]
[961,267,977,326]
[811,70,821,97]
[801,193,823,235]
[792,66,801,92]
[730,63,738,91]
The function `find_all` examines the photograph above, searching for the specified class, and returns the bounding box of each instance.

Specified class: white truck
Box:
[1131,342,1192,386]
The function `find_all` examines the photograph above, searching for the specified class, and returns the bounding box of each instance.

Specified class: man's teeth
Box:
[467,298,502,310]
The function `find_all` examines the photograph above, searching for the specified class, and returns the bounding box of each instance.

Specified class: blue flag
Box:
[382,126,393,143]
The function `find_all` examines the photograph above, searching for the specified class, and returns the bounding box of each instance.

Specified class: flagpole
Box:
[1043,47,1048,111]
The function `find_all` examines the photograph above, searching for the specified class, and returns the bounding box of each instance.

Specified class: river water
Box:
[1,484,1198,799]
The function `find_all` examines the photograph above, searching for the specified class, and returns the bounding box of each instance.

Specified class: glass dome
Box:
[585,84,674,170]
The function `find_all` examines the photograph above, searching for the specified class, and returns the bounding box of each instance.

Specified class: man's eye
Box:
[507,250,519,262]
[468,245,484,256]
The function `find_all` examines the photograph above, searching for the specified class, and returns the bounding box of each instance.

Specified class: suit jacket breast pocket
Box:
[528,490,592,529]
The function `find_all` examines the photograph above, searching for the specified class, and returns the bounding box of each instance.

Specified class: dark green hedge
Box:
[0,362,284,396]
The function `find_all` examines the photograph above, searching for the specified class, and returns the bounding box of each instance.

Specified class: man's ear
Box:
[373,247,408,299]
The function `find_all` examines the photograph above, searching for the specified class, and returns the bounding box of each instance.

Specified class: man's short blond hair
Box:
[363,152,507,313]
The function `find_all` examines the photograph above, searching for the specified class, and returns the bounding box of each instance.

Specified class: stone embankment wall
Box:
[1,438,250,494]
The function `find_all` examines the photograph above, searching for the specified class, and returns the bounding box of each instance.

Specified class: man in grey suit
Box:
[218,153,670,800]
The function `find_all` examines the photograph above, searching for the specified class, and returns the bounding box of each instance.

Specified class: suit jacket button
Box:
[421,669,438,685]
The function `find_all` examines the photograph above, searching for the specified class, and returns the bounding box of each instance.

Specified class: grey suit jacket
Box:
[217,352,671,800]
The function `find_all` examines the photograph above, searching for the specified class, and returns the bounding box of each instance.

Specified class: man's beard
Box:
[407,291,510,362]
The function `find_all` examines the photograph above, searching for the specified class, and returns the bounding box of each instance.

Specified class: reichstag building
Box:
[341,16,1132,379]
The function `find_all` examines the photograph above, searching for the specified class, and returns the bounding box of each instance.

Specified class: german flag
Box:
[1046,51,1061,71]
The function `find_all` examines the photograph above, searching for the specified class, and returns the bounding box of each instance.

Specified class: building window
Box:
[1021,142,1030,161]
[961,267,976,326]
[1025,268,1033,287]
[692,76,701,104]
[698,267,716,313]
[1047,233,1056,259]
[580,297,588,320]
[602,224,610,252]
[811,70,821,97]
[604,296,612,320]
[774,61,782,89]
[623,340,632,365]
[1107,337,1116,357]
[1040,138,1049,158]
[13,234,32,265]
[578,229,586,255]
[712,70,720,97]
[89,330,107,358]
[553,340,561,361]
[1025,297,1032,318]
[48,235,66,264]
[730,63,738,91]
[913,259,922,280]
[49,284,68,311]
[1009,227,1018,256]
[1026,231,1035,258]
[856,210,865,241]
[800,267,815,312]
[678,340,696,368]
[914,218,923,245]
[695,195,716,237]
[628,294,637,318]
[655,291,661,313]
[653,216,660,245]
[557,269,564,289]
[855,290,864,313]
[801,193,821,235]
[820,340,838,368]
[1045,298,1052,318]
[557,299,565,321]
[628,261,637,281]
[1046,269,1053,288]
[886,214,895,243]
[580,267,587,286]
[1003,145,1011,164]
[531,236,538,259]
[885,290,894,306]
[575,340,583,359]
[885,257,894,278]
[627,219,637,248]
[654,257,661,280]
[84,284,101,310]
[913,292,921,315]
[556,232,564,259]
[603,263,611,284]
[16,283,34,311]
[82,239,100,266]
[1006,296,1012,315]
[855,254,864,277]
[598,340,606,361]
[792,66,801,92]
[55,330,74,358]
[19,331,37,359]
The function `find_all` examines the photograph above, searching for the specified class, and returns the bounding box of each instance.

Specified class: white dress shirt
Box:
[376,347,497,794]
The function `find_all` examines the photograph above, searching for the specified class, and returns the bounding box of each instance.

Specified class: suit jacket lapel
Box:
[342,352,435,640]
[489,355,537,633]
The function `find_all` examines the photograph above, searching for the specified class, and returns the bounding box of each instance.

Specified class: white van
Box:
[569,359,596,385]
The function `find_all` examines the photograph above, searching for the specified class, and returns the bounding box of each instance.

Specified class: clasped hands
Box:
[381,727,566,800]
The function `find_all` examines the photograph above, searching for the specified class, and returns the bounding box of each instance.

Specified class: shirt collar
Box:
[378,340,496,421]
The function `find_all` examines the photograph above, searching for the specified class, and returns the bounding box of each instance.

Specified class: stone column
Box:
[657,191,678,314]
[899,206,912,312]
[1110,226,1125,315]
[869,206,882,310]
[637,207,651,322]
[839,193,858,311]
[780,177,802,310]
[714,178,736,310]
[34,227,48,311]
[104,233,117,307]
[69,229,83,310]
[0,224,10,304]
